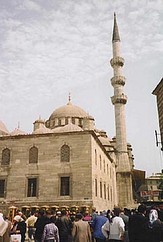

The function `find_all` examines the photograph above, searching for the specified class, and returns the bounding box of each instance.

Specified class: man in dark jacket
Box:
[55,210,72,242]
[34,210,48,242]
[128,204,148,242]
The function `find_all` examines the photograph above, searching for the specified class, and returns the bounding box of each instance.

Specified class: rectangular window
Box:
[95,179,97,197]
[60,177,70,196]
[27,178,37,197]
[72,117,75,124]
[79,118,82,127]
[107,186,110,200]
[100,181,102,198]
[0,180,5,198]
[104,183,106,199]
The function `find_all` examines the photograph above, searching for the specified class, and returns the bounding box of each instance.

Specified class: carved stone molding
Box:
[111,94,127,105]
[110,57,124,67]
[111,76,126,86]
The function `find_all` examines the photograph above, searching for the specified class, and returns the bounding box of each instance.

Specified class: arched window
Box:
[61,145,70,162]
[2,148,10,165]
[29,146,38,164]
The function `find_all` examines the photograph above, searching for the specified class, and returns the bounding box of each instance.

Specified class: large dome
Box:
[49,101,91,119]
[46,100,95,130]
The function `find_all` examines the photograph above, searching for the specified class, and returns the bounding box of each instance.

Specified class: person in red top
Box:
[83,212,92,222]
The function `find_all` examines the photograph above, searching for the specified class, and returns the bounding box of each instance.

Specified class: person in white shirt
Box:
[102,207,125,242]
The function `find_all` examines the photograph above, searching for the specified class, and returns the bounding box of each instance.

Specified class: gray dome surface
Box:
[50,101,91,119]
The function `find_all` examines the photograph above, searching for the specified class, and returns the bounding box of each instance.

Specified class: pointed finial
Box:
[68,92,71,102]
[18,122,20,129]
[67,92,72,105]
[112,12,120,43]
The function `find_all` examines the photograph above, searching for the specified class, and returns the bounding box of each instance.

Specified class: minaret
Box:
[110,13,133,207]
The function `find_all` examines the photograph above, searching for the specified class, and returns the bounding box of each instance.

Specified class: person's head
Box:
[84,211,89,216]
[76,213,83,220]
[138,204,147,214]
[46,210,52,218]
[113,207,121,216]
[30,211,35,216]
[56,211,61,217]
[61,210,67,216]
[124,207,130,216]
[38,210,45,217]
[13,215,23,223]
[18,211,23,216]
[149,209,158,224]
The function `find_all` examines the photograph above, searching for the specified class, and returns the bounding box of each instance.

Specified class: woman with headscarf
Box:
[10,215,26,242]
[148,208,163,242]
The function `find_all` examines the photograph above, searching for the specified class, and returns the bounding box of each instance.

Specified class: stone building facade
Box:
[152,78,163,150]
[0,101,118,213]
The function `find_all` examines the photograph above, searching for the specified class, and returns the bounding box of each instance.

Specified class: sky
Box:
[0,0,163,177]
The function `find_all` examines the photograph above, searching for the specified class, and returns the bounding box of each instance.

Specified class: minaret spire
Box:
[110,13,133,208]
[112,13,120,42]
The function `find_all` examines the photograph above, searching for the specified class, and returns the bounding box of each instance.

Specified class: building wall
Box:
[153,79,163,148]
[0,131,115,211]
[91,136,117,211]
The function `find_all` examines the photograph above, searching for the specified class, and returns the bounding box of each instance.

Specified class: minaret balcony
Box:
[111,76,126,86]
[111,94,127,105]
[110,57,124,67]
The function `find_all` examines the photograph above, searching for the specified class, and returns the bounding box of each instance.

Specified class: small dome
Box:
[53,123,83,133]
[33,118,45,124]
[33,124,51,134]
[49,101,92,119]
[0,121,9,135]
[10,128,26,136]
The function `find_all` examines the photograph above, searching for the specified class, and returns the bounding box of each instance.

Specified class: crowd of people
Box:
[0,204,163,242]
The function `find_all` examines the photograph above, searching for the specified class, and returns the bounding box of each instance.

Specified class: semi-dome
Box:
[49,101,91,119]
[10,128,27,136]
[0,121,9,135]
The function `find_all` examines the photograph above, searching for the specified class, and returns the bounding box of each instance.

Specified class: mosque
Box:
[0,14,134,214]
